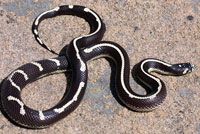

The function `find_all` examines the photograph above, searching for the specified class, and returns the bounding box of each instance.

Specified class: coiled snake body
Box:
[0,5,194,128]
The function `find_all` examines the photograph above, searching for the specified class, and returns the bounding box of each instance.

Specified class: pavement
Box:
[0,0,199,134]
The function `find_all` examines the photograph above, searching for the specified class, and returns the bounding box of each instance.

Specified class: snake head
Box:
[172,63,194,75]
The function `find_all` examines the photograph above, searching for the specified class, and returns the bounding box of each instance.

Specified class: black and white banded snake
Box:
[0,5,194,128]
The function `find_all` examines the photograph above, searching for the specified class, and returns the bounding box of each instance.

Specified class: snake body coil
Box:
[0,5,194,128]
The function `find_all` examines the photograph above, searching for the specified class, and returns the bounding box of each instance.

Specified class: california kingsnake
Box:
[0,5,194,128]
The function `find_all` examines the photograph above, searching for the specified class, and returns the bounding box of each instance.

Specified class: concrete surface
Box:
[0,0,199,134]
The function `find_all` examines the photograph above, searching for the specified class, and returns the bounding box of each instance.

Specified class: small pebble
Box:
[187,15,194,21]
[134,26,139,32]
[0,125,4,129]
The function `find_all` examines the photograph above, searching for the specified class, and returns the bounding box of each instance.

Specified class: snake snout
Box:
[180,63,194,74]
[171,63,194,75]
[188,63,195,72]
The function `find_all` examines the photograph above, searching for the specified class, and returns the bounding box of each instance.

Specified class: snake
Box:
[0,5,194,128]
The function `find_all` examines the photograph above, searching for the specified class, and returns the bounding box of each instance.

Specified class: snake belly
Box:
[0,5,194,128]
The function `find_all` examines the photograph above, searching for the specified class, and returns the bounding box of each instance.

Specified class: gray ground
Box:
[0,0,199,134]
